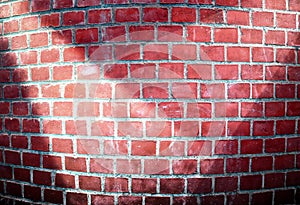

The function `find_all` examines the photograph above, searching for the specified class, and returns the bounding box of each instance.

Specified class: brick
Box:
[275,155,294,170]
[12,35,27,50]
[201,195,224,205]
[241,139,263,154]
[103,140,127,155]
[227,47,250,62]
[23,119,40,133]
[14,168,30,182]
[116,8,139,22]
[54,0,73,8]
[227,10,249,25]
[116,83,139,98]
[104,64,127,79]
[200,158,224,174]
[12,1,29,15]
[91,121,114,136]
[265,138,285,153]
[143,8,168,22]
[145,197,170,205]
[103,102,127,118]
[172,7,196,22]
[144,44,169,60]
[275,190,295,205]
[67,193,88,205]
[228,83,250,99]
[63,11,84,26]
[20,51,38,65]
[226,158,249,173]
[31,136,49,151]
[216,0,237,6]
[187,103,211,118]
[5,118,20,132]
[30,33,48,48]
[91,195,114,205]
[287,101,300,116]
[276,13,296,28]
[4,20,19,34]
[266,66,285,80]
[11,135,28,149]
[129,26,154,41]
[266,30,285,45]
[119,196,142,205]
[130,102,155,118]
[187,178,212,193]
[288,66,300,81]
[276,48,296,64]
[77,139,99,154]
[253,121,274,136]
[227,121,250,136]
[253,12,274,27]
[241,28,263,44]
[13,68,28,82]
[215,140,238,155]
[90,158,114,174]
[65,157,87,172]
[287,171,300,186]
[172,160,197,174]
[105,178,128,192]
[227,194,249,205]
[5,150,21,165]
[172,83,197,99]
[31,0,50,12]
[200,45,224,61]
[20,16,38,31]
[115,44,140,60]
[0,102,10,114]
[265,173,285,188]
[43,120,62,134]
[215,28,238,43]
[33,170,51,186]
[215,177,238,192]
[6,182,22,197]
[118,121,143,137]
[158,102,184,118]
[287,137,300,152]
[41,48,60,63]
[202,121,226,137]
[144,159,169,174]
[89,45,113,61]
[76,28,99,44]
[215,64,238,80]
[132,140,156,156]
[241,102,263,117]
[266,0,286,10]
[215,102,238,118]
[200,9,224,23]
[276,84,295,98]
[77,0,101,7]
[160,178,184,194]
[4,85,19,99]
[146,121,172,137]
[42,84,60,98]
[102,26,126,42]
[132,178,156,193]
[88,9,111,24]
[41,13,60,27]
[66,120,87,136]
[131,63,155,79]
[172,44,197,60]
[77,102,99,117]
[288,31,300,46]
[52,30,72,45]
[160,141,185,156]
[63,47,85,62]
[252,156,273,171]
[158,26,183,42]
[240,175,262,190]
[0,5,10,18]
[44,189,63,204]
[116,159,141,174]
[23,153,40,167]
[158,63,183,79]
[79,176,101,191]
[201,83,225,99]
[252,83,273,98]
[43,155,62,170]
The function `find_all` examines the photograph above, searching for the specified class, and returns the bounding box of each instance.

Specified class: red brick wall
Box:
[0,0,300,204]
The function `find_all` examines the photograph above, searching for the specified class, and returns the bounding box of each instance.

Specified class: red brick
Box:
[158,63,183,79]
[14,168,30,182]
[6,182,22,197]
[5,118,20,132]
[31,0,50,12]
[132,140,156,156]
[265,102,285,117]
[129,26,154,41]
[104,64,127,79]
[227,121,250,136]
[103,102,127,118]
[265,138,285,153]
[66,120,87,136]
[77,139,99,154]
[103,140,127,155]
[33,170,51,186]
[287,137,300,152]
[63,47,85,62]
[215,102,238,117]
[23,119,40,133]
[42,84,61,98]
[119,196,142,205]
[91,121,114,136]
[118,121,143,137]
[200,158,224,174]
[172,160,197,174]
[53,102,73,116]
[241,102,263,117]
[215,28,238,43]
[275,190,295,205]
[187,178,212,193]
[130,102,155,118]
[160,141,185,156]
[76,28,99,44]
[172,7,196,22]
[143,8,168,22]
[276,84,295,98]
[65,157,87,172]
[12,35,27,50]
[287,101,300,116]
[88,9,111,24]
[11,135,28,149]
[23,153,40,167]
[116,83,139,98]
[116,8,139,22]
[12,1,29,15]
[116,159,141,174]
[13,68,28,82]
[31,67,49,82]
[32,101,49,115]
[215,177,238,192]
[227,10,249,25]
[226,158,249,173]
[88,45,113,61]
[216,0,237,6]
[105,178,128,192]
[276,48,296,64]
[67,193,88,205]
[160,178,184,194]
[54,0,73,8]
[5,150,21,165]
[202,121,226,137]
[41,48,60,63]
[277,13,296,28]
[31,136,49,151]
[91,195,114,205]
[215,140,238,155]
[144,44,169,60]
[288,66,300,81]
[215,64,238,80]
[172,83,197,99]
[288,31,300,46]
[287,171,300,186]
[158,102,184,118]
[77,0,100,7]
[52,30,72,45]
[227,194,249,205]
[252,83,273,98]
[79,176,101,191]
[30,33,48,48]
[265,173,285,188]
[132,178,156,193]
[144,159,169,174]
[146,121,172,137]
[252,156,273,171]
[200,45,224,61]
[90,158,114,174]
[102,26,126,42]
[20,16,38,31]
[240,175,262,190]
[41,13,60,27]
[266,66,286,80]
[253,121,274,136]
[200,9,224,23]
[43,155,62,170]
[201,83,225,99]
[228,83,250,99]
[0,5,10,18]
[44,189,63,204]
[275,155,294,170]
[115,44,140,60]
[0,102,9,114]
[63,11,84,26]
[266,30,285,45]
[187,103,211,118]
[20,51,38,65]
[0,165,12,179]
[52,138,73,153]
[227,47,250,62]
[241,28,263,44]
[241,139,263,154]
[172,44,197,60]
[253,12,274,27]
[266,0,286,10]
[145,197,170,205]
[131,63,156,79]
[43,120,62,134]
[158,26,183,42]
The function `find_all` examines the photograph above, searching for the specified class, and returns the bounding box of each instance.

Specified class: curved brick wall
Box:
[0,0,300,204]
